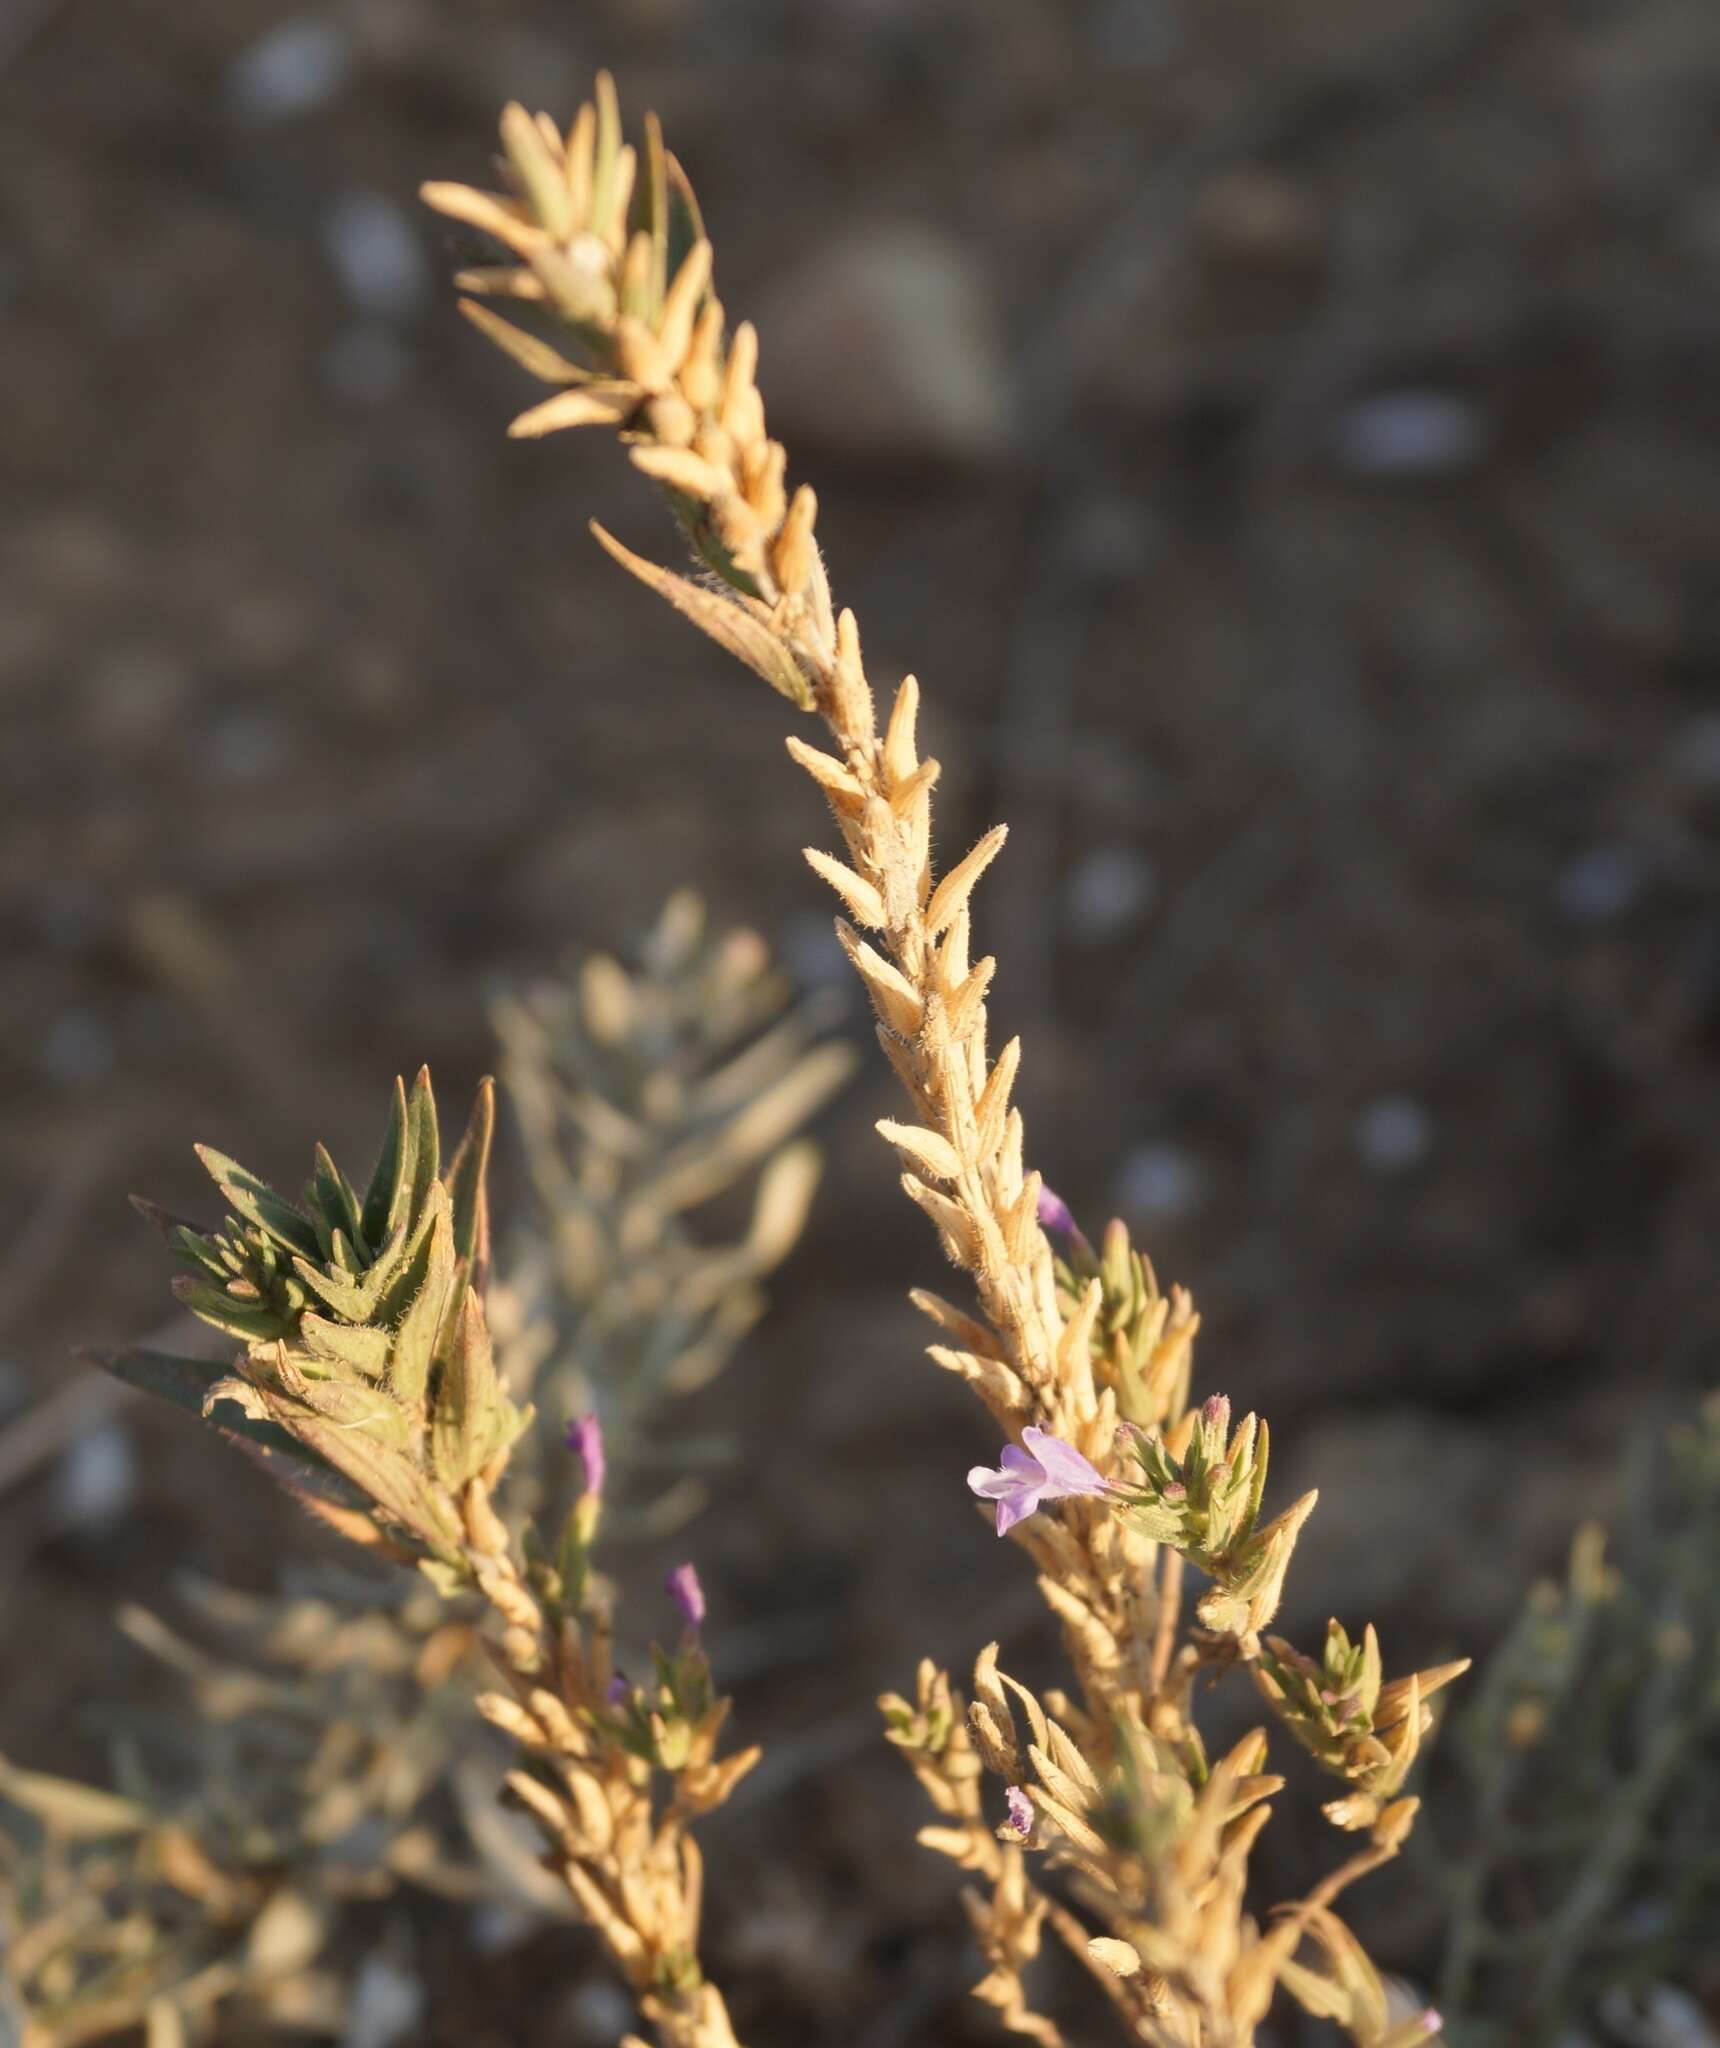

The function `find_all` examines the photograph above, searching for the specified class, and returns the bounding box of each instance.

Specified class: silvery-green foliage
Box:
[1436,1396,1720,2045]
[492,888,853,1530]
[0,1572,531,2046]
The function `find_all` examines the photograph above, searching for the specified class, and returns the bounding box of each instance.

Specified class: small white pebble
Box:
[780,913,851,992]
[1354,1094,1433,1175]
[566,1978,636,2042]
[320,189,428,322]
[1093,0,1175,62]
[1555,843,1643,926]
[54,1425,138,1533]
[468,1900,538,1957]
[41,1010,114,1085]
[225,19,354,124]
[1062,494,1154,586]
[1115,1141,1202,1220]
[1331,389,1484,478]
[1065,844,1157,942]
[207,707,294,781]
[343,1952,423,2048]
[1672,711,1720,789]
[1598,1982,1717,2048]
[322,326,412,406]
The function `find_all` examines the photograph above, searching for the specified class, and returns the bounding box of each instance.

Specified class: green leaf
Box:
[192,1147,323,1263]
[431,1291,499,1489]
[664,149,706,289]
[360,1075,409,1249]
[85,1346,228,1419]
[403,1066,441,1235]
[444,1076,495,1274]
[169,1275,293,1344]
[299,1314,392,1379]
[390,1186,456,1408]
[307,1143,365,1260]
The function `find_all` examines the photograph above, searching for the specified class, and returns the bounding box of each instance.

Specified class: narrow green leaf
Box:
[390,1185,456,1408]
[308,1143,365,1259]
[664,149,706,287]
[85,1346,228,1419]
[192,1147,323,1262]
[444,1076,495,1274]
[169,1276,291,1344]
[299,1315,392,1379]
[360,1075,409,1249]
[431,1291,498,1488]
[403,1065,441,1231]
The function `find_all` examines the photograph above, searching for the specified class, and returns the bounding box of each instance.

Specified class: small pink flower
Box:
[1002,1786,1033,1838]
[565,1412,606,1499]
[665,1561,706,1630]
[968,1425,1111,1537]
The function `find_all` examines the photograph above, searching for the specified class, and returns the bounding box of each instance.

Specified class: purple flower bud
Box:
[1420,2013,1443,2038]
[1200,1394,1231,1435]
[1036,1185,1078,1238]
[606,1671,630,1705]
[665,1562,706,1631]
[1003,1786,1033,1839]
[565,1412,606,1500]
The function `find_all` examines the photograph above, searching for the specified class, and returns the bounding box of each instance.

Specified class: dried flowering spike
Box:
[968,1425,1113,1536]
[429,68,1472,2048]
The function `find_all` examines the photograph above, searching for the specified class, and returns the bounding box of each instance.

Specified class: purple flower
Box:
[665,1562,706,1631]
[1036,1184,1078,1238]
[565,1412,606,1499]
[606,1671,631,1705]
[968,1425,1112,1537]
[1003,1786,1033,1839]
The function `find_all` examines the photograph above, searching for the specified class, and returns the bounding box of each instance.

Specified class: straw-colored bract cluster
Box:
[424,75,1467,2045]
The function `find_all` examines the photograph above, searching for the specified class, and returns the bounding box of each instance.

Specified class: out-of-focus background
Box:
[2,0,1718,2041]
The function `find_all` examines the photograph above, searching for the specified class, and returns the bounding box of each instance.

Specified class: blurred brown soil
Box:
[1,0,1718,2040]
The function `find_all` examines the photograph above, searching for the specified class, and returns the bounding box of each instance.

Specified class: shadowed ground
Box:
[1,0,1717,2039]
